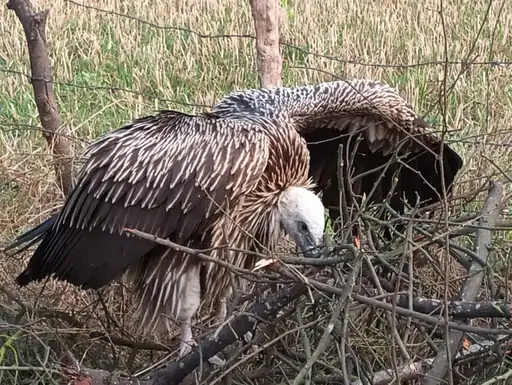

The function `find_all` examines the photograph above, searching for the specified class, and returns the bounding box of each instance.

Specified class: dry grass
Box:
[1,0,512,383]
[2,0,512,235]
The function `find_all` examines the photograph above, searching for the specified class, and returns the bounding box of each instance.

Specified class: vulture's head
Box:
[278,186,325,255]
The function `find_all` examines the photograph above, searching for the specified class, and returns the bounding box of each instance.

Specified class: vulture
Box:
[5,110,327,363]
[5,78,463,358]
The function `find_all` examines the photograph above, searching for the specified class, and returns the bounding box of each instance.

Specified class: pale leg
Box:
[179,319,194,358]
[176,266,201,358]
[207,296,228,366]
[178,317,226,366]
[218,287,253,344]
[218,297,227,321]
[177,266,225,366]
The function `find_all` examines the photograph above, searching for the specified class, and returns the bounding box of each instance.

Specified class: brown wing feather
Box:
[213,79,442,155]
[213,79,463,223]
[16,110,270,289]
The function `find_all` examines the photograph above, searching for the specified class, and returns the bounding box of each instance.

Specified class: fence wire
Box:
[1,1,512,383]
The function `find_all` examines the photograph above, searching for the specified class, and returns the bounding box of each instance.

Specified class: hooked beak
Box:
[253,234,323,272]
[295,232,321,258]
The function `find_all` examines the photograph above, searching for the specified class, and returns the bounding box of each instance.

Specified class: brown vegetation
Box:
[1,0,512,384]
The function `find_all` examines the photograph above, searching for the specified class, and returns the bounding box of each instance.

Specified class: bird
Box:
[5,109,327,362]
[212,78,463,237]
[5,77,464,351]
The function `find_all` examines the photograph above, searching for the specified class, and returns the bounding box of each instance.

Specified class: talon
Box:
[179,338,197,358]
[208,354,226,366]
[243,331,253,343]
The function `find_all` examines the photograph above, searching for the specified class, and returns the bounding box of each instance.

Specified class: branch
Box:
[7,0,74,197]
[302,279,512,336]
[124,228,357,271]
[350,335,511,385]
[53,281,308,385]
[151,282,308,385]
[293,254,363,385]
[351,358,434,385]
[422,181,506,385]
[249,0,283,88]
[59,351,148,385]
[395,295,512,319]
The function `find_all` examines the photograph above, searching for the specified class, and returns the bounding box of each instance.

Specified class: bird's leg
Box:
[177,266,226,366]
[217,289,253,345]
[179,320,227,367]
[197,297,227,367]
[179,319,194,358]
[217,297,227,321]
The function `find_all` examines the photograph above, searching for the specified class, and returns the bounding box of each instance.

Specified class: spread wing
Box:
[16,110,270,289]
[214,79,442,153]
[213,79,463,216]
[303,116,462,219]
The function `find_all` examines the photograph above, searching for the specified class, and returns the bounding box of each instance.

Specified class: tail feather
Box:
[3,213,59,255]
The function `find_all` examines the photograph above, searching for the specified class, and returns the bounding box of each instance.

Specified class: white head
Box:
[278,186,325,254]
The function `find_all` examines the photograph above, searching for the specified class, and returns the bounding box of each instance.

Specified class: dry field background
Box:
[1,0,512,383]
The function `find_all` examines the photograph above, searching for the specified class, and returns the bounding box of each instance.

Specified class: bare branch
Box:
[351,358,434,385]
[395,295,512,319]
[293,254,363,385]
[59,351,148,385]
[151,282,309,385]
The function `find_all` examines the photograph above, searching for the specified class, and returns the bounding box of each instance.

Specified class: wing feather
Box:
[213,79,463,221]
[214,79,444,154]
[17,110,270,289]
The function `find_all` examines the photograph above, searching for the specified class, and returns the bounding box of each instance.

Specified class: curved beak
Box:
[252,233,324,272]
[296,233,323,258]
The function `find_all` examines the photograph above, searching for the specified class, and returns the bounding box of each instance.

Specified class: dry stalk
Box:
[423,181,506,385]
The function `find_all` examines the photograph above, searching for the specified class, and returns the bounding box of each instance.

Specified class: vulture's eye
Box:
[299,221,309,233]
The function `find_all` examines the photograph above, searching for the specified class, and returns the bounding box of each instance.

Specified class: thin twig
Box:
[422,181,505,385]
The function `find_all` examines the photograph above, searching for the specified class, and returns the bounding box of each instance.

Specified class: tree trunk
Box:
[249,0,283,88]
[7,0,74,197]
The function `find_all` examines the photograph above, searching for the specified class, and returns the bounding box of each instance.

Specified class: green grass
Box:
[1,0,512,381]
[4,0,511,234]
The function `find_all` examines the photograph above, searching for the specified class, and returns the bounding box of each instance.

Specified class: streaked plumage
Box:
[6,78,463,358]
[213,78,463,227]
[9,110,326,360]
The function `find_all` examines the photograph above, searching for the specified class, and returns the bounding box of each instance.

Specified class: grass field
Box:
[1,0,512,381]
[1,0,512,242]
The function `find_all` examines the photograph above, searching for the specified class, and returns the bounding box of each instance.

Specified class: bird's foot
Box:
[179,339,194,358]
[243,331,253,344]
[179,339,226,366]
[207,353,226,367]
